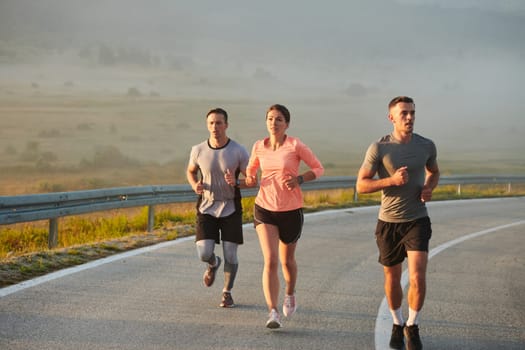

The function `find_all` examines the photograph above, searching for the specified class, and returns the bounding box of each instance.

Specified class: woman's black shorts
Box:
[253,204,304,244]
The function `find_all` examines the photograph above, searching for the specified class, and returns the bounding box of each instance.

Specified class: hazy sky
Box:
[1,0,524,156]
[1,0,523,93]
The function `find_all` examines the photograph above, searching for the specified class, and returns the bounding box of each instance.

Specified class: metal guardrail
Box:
[1,175,524,248]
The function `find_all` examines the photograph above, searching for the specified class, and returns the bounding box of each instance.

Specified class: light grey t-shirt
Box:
[188,139,249,217]
[361,133,437,223]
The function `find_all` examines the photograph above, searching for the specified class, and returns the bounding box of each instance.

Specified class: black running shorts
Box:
[253,204,304,244]
[195,209,244,244]
[375,216,432,266]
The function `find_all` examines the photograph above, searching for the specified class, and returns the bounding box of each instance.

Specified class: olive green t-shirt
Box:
[361,133,437,223]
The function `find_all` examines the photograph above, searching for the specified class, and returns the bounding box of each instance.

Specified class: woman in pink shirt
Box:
[245,104,324,329]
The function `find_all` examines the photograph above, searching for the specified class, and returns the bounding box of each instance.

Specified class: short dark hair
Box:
[266,104,290,123]
[388,96,414,110]
[206,108,228,122]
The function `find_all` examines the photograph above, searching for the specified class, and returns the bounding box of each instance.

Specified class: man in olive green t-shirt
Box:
[356,96,440,350]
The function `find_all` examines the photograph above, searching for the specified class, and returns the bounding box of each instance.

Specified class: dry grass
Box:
[2,87,523,195]
[2,185,524,288]
[0,92,362,195]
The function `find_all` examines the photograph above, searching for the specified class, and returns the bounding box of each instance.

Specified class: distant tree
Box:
[176,122,190,130]
[127,87,142,97]
[77,123,93,131]
[26,141,39,153]
[4,144,17,155]
[253,67,275,80]
[39,151,58,162]
[117,47,152,66]
[19,141,40,162]
[345,83,368,97]
[79,145,140,169]
[36,151,58,169]
[38,129,61,138]
[78,46,92,59]
[98,45,116,66]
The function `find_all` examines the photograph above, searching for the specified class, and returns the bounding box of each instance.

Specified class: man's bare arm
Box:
[420,163,440,202]
[186,164,203,194]
[356,166,409,194]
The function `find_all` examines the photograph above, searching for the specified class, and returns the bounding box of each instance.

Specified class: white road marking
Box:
[0,236,194,298]
[374,220,525,349]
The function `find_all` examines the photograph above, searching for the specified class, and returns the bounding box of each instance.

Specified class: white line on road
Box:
[0,236,195,298]
[374,219,525,350]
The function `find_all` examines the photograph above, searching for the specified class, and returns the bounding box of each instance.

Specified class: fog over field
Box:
[0,0,524,192]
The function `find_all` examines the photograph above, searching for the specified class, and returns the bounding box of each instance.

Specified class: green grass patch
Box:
[0,225,49,257]
[0,183,524,287]
[1,184,524,261]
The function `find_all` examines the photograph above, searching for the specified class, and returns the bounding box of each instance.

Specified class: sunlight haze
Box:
[0,0,524,193]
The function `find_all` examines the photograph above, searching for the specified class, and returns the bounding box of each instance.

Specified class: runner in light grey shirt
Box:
[187,108,249,308]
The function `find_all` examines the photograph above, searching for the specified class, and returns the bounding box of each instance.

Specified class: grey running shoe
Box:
[219,291,234,308]
[266,309,281,329]
[389,324,405,349]
[404,324,423,350]
[283,294,296,317]
[203,256,221,287]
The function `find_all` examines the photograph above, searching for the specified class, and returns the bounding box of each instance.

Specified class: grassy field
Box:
[2,82,524,196]
[0,91,365,195]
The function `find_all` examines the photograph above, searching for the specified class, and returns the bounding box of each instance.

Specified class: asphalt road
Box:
[1,197,524,349]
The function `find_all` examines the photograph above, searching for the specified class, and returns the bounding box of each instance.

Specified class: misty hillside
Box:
[1,0,524,168]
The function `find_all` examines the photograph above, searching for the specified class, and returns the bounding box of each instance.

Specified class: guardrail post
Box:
[457,184,462,196]
[353,185,358,202]
[507,183,512,193]
[48,218,58,248]
[147,205,155,232]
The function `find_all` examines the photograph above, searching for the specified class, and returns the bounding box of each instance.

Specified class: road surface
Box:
[1,197,524,349]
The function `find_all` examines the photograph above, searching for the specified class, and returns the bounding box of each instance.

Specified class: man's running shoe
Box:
[404,324,423,350]
[266,309,281,329]
[389,324,405,349]
[283,294,296,317]
[203,256,221,287]
[219,291,234,308]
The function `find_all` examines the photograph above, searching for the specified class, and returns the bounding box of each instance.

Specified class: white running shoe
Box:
[283,294,296,317]
[266,309,281,329]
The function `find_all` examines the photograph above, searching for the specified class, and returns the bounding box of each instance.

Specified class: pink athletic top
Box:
[246,135,324,212]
